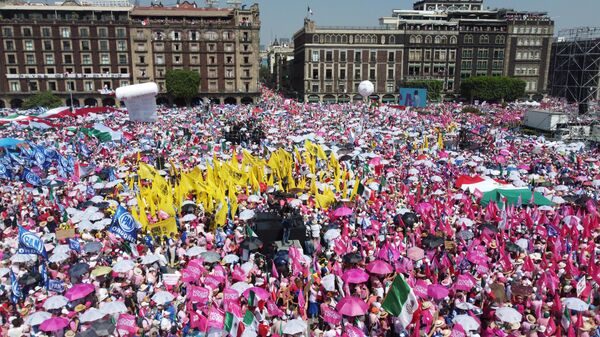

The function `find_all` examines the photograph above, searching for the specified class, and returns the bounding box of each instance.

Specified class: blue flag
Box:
[548,225,558,238]
[109,205,138,243]
[17,226,47,259]
[0,162,11,179]
[34,148,46,167]
[69,238,81,252]
[80,143,92,157]
[40,263,48,289]
[48,279,65,293]
[21,169,41,186]
[9,270,22,303]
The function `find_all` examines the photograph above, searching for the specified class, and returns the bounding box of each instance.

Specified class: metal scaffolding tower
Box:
[550,27,600,106]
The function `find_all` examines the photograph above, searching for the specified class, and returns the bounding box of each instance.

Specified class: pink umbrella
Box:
[413,280,429,298]
[365,260,393,275]
[333,207,353,217]
[407,247,425,261]
[336,296,368,316]
[242,286,270,300]
[65,283,95,301]
[40,317,69,332]
[427,284,449,300]
[342,268,370,284]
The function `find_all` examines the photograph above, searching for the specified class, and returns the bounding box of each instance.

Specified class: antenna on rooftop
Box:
[226,0,241,8]
[205,0,218,7]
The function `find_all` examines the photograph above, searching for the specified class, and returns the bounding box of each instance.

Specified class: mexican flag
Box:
[242,310,258,332]
[245,225,257,238]
[247,290,257,307]
[382,274,419,327]
[224,312,240,337]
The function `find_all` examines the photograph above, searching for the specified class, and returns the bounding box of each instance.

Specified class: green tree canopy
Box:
[23,91,63,110]
[165,69,200,105]
[460,76,526,102]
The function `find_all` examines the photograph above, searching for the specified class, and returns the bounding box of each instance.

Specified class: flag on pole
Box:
[243,310,258,332]
[224,312,240,336]
[245,225,257,238]
[307,6,313,15]
[247,290,257,307]
[382,274,419,328]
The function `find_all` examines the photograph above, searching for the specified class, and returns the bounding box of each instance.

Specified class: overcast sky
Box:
[207,0,597,45]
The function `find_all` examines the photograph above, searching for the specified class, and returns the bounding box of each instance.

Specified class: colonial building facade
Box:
[0,0,260,109]
[291,0,554,103]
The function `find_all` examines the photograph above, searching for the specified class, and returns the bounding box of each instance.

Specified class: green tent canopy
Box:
[481,188,554,207]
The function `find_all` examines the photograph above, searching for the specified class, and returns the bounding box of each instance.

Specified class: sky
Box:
[214,0,599,46]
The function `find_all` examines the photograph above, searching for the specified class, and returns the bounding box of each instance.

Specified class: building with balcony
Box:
[291,0,554,103]
[0,0,260,109]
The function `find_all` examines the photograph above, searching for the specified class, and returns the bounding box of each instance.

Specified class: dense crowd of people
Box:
[0,88,599,337]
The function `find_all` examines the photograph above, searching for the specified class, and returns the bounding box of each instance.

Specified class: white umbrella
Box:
[456,218,474,227]
[592,180,600,187]
[152,291,175,305]
[222,254,240,264]
[99,301,128,315]
[455,302,478,311]
[185,246,205,257]
[431,175,443,183]
[89,212,105,221]
[321,274,337,292]
[282,319,308,335]
[554,185,569,191]
[54,245,70,255]
[0,268,10,278]
[323,229,341,241]
[49,252,70,263]
[289,199,302,207]
[77,220,94,231]
[516,238,529,252]
[408,168,419,175]
[552,196,566,204]
[127,199,138,206]
[182,214,197,222]
[495,307,522,323]
[93,218,112,230]
[112,259,135,273]
[43,295,69,310]
[141,254,159,265]
[11,254,37,263]
[238,209,255,221]
[563,297,589,311]
[91,196,104,203]
[453,314,480,331]
[563,216,581,225]
[538,205,554,211]
[80,308,105,323]
[26,311,52,326]
[240,261,254,274]
[230,282,252,294]
[247,195,262,203]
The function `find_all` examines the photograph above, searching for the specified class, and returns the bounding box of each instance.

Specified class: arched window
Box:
[313,35,319,43]
[335,35,340,43]
[425,35,432,44]
[341,35,348,43]
[464,34,473,44]
[495,35,505,44]
[441,36,448,44]
[325,35,331,43]
[434,35,441,44]
[409,35,416,44]
[204,31,218,40]
[389,35,396,44]
[479,35,489,44]
[450,36,457,44]
[415,35,423,43]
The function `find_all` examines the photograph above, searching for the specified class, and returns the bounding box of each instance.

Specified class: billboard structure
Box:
[399,88,427,108]
[115,82,158,122]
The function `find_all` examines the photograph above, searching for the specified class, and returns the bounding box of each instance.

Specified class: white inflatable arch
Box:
[115,82,159,122]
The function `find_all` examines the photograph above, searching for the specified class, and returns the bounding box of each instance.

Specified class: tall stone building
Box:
[0,0,260,109]
[291,0,554,103]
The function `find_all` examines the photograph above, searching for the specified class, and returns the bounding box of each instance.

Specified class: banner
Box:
[18,226,47,259]
[321,305,342,325]
[48,279,65,293]
[146,217,178,237]
[117,314,138,334]
[57,229,76,241]
[68,238,81,252]
[207,307,225,329]
[189,286,210,304]
[266,300,284,317]
[163,273,180,286]
[109,205,138,243]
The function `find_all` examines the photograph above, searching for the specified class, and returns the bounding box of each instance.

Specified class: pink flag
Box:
[188,286,210,304]
[206,307,225,329]
[231,265,246,282]
[204,275,222,289]
[213,264,227,279]
[451,323,467,337]
[190,311,207,330]
[223,288,239,304]
[321,305,342,325]
[454,274,476,292]
[266,300,284,317]
[181,269,196,283]
[344,325,366,337]
[271,261,279,279]
[116,314,137,334]
[298,289,306,312]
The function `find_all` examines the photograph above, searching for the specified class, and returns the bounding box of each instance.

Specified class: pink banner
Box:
[223,288,240,304]
[190,311,207,330]
[455,274,476,291]
[232,265,246,281]
[204,275,222,289]
[413,280,429,298]
[189,286,210,304]
[116,314,137,334]
[266,300,284,317]
[467,249,488,265]
[321,305,342,325]
[181,269,196,283]
[345,325,366,337]
[207,307,225,329]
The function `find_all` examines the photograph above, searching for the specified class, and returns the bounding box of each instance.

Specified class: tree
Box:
[460,76,526,102]
[400,80,443,101]
[23,91,63,109]
[165,69,200,106]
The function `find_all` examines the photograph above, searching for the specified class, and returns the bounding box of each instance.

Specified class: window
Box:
[7,67,17,74]
[311,50,320,62]
[449,50,456,61]
[99,40,109,51]
[408,64,420,76]
[354,68,361,80]
[479,35,489,44]
[84,81,94,91]
[434,50,446,61]
[450,36,457,44]
[477,60,487,70]
[116,28,126,38]
[208,43,216,52]
[174,55,181,64]
[243,69,250,78]
[311,84,319,93]
[340,51,346,62]
[388,51,395,62]
[67,81,75,91]
[354,51,361,62]
[424,49,432,61]
[461,60,472,69]
[2,27,13,37]
[191,55,199,64]
[462,49,473,58]
[118,54,127,64]
[409,49,422,61]
[191,43,200,52]
[208,55,216,64]
[138,55,146,64]
[5,40,15,51]
[117,41,127,51]
[61,27,71,38]
[44,54,53,64]
[492,60,503,69]
[79,27,89,38]
[81,40,90,51]
[464,35,473,44]
[83,67,92,74]
[27,67,36,74]
[48,82,57,91]
[100,54,110,64]
[62,40,72,51]
[224,43,234,52]
[22,27,32,37]
[312,68,319,79]
[154,43,164,52]
[209,81,218,91]
[6,54,16,64]
[243,56,249,64]
[369,69,375,80]
[156,55,164,65]
[29,81,38,92]
[205,31,218,41]
[387,83,395,93]
[387,68,394,79]
[477,49,489,59]
[340,69,346,79]
[26,54,35,64]
[495,35,505,44]
[172,31,181,40]
[370,51,376,62]
[82,54,92,65]
[98,27,108,38]
[9,81,20,92]
[425,35,432,44]
[225,68,234,78]
[325,69,332,80]
[493,49,504,59]
[325,51,333,62]
[63,54,73,64]
[24,40,34,51]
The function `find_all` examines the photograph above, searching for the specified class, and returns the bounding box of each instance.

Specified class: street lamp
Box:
[358,80,374,135]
